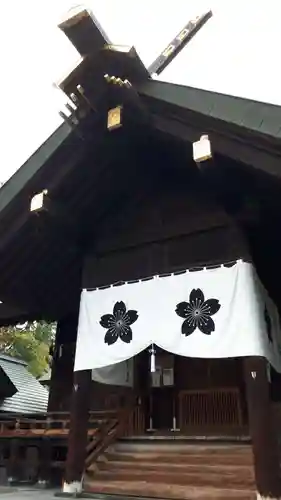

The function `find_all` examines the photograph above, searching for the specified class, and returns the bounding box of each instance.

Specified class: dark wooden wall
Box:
[55,357,245,412]
[83,175,250,288]
[175,357,244,391]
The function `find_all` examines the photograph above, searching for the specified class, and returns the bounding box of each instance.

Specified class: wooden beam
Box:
[243,357,281,499]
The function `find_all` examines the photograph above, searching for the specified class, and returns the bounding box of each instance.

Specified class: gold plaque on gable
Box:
[107,106,122,131]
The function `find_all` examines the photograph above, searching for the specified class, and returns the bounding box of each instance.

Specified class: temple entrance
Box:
[136,350,248,435]
[91,352,248,436]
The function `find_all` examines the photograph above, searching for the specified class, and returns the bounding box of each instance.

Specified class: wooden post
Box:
[7,439,20,484]
[244,357,281,499]
[63,369,92,494]
[37,437,52,487]
[48,349,61,411]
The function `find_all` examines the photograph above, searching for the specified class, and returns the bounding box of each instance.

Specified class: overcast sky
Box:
[1,0,281,183]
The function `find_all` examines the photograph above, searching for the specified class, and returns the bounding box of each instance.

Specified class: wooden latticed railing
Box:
[85,403,145,469]
[0,388,244,441]
[178,387,243,432]
[122,404,145,436]
[92,391,145,436]
[85,411,120,469]
[0,406,141,474]
[0,410,121,438]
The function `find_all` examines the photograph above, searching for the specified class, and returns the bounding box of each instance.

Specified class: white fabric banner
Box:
[74,260,281,373]
[92,359,134,387]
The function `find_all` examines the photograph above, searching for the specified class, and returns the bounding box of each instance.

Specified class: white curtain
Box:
[74,260,281,373]
[92,359,134,387]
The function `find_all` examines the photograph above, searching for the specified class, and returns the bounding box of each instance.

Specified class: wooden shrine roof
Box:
[1,9,281,325]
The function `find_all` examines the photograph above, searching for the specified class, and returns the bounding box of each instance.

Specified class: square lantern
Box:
[107,106,123,131]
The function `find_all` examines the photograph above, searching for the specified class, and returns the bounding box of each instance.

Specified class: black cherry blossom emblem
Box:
[176,289,221,336]
[264,306,272,343]
[100,301,138,345]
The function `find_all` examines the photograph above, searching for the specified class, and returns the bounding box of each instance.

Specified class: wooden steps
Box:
[105,451,253,466]
[85,479,256,499]
[84,439,256,499]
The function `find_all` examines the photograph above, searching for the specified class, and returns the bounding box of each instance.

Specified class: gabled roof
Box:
[137,80,281,178]
[0,355,48,414]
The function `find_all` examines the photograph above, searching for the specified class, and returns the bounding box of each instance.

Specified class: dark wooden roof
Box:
[138,81,281,177]
[140,80,281,140]
[1,18,281,325]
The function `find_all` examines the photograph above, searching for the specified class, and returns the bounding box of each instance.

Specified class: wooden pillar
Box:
[244,357,281,499]
[48,317,77,412]
[63,369,92,494]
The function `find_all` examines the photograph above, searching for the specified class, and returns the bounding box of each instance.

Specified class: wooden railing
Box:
[0,409,133,482]
[85,408,128,469]
[0,410,120,438]
[85,417,118,468]
[178,387,243,431]
[91,392,145,436]
[0,388,243,439]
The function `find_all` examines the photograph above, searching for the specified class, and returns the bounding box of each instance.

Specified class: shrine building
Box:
[1,6,281,500]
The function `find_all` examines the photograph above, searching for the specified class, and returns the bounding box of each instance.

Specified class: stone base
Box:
[63,481,83,495]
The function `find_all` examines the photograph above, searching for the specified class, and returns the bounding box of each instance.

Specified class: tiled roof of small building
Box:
[0,354,48,414]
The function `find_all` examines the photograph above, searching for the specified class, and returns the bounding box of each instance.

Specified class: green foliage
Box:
[0,321,55,377]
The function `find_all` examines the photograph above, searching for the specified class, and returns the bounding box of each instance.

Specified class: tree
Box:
[0,321,55,377]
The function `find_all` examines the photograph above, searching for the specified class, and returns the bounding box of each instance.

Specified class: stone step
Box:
[85,478,256,499]
[92,468,255,489]
[105,451,253,466]
[98,459,254,480]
